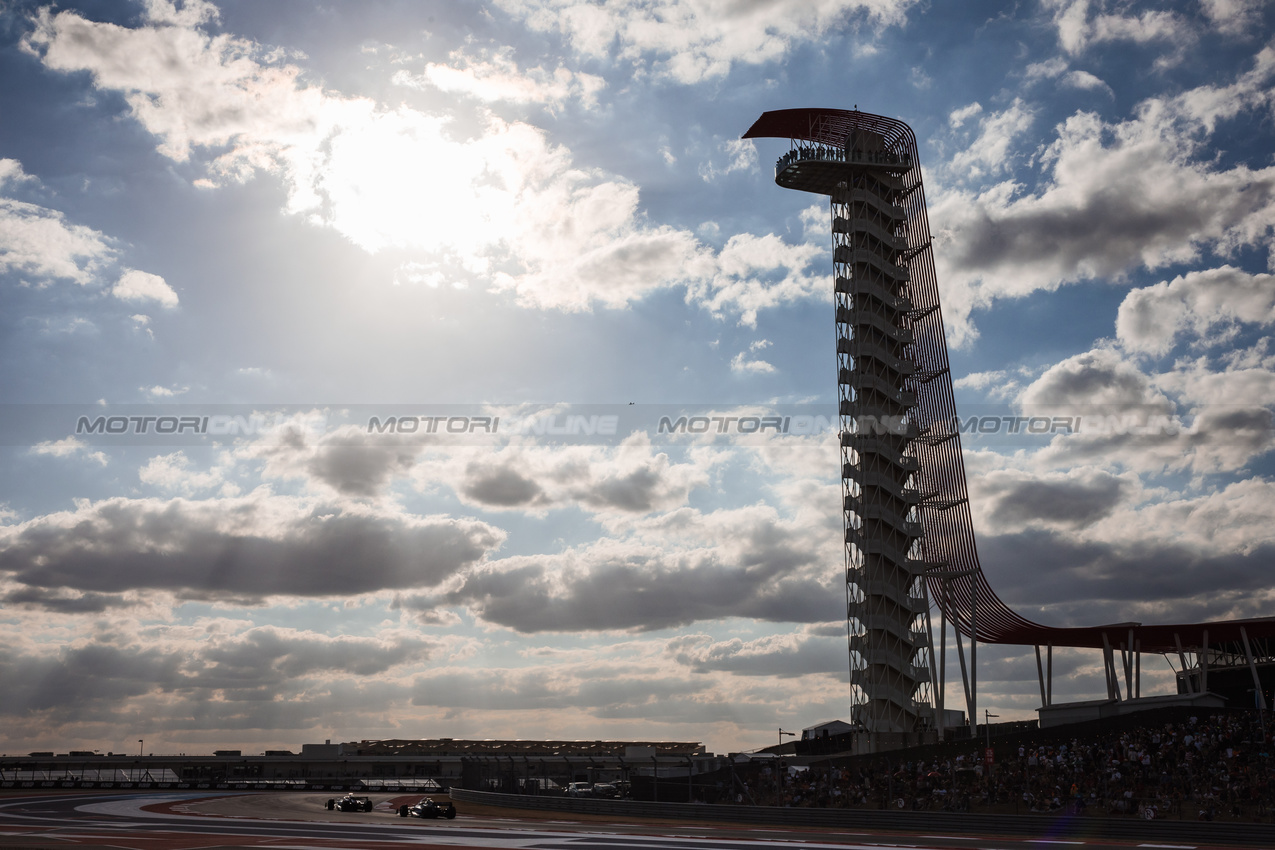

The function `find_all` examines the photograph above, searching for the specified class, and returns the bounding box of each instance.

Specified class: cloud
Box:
[112,269,179,307]
[23,4,825,323]
[949,102,983,128]
[139,451,236,495]
[241,423,428,499]
[403,504,840,632]
[0,493,504,602]
[946,98,1035,182]
[0,586,134,614]
[731,340,777,373]
[952,369,1024,399]
[0,158,35,189]
[1024,57,1068,81]
[1020,346,1171,413]
[667,631,846,678]
[699,139,758,182]
[240,419,718,513]
[1063,70,1113,95]
[1017,347,1274,475]
[492,0,918,84]
[30,437,108,467]
[393,48,605,108]
[970,466,1132,533]
[0,186,115,285]
[730,351,776,374]
[1116,265,1275,356]
[1201,0,1269,35]
[690,232,825,327]
[435,437,717,515]
[0,622,445,720]
[1048,0,1193,59]
[930,48,1275,344]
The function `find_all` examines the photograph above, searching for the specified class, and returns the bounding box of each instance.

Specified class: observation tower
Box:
[743,109,955,739]
[745,109,1275,745]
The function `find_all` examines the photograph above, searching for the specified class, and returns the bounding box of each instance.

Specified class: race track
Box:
[0,791,1228,850]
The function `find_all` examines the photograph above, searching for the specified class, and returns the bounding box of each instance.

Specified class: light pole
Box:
[984,711,997,750]
[138,739,143,757]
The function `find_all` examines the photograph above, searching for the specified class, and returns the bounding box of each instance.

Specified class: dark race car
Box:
[398,797,457,819]
[327,793,374,812]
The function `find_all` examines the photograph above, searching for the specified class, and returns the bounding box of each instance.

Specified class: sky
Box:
[0,0,1273,757]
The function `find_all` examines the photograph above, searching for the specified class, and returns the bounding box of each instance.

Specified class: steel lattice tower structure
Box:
[744,109,943,735]
[745,109,1275,742]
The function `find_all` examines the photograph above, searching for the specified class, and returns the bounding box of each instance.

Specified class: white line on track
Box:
[1026,842,1083,846]
[1136,845,1197,849]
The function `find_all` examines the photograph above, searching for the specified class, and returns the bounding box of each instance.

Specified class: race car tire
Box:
[445,809,456,819]
[326,799,335,810]
[399,805,410,817]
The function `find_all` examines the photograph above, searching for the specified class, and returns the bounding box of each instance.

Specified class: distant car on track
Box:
[327,794,374,812]
[398,797,457,819]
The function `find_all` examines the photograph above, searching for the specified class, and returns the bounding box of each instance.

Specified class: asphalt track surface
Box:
[0,791,1234,850]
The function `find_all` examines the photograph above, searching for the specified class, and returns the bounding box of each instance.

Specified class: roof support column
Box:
[1242,626,1267,711]
[938,579,948,739]
[969,581,977,738]
[1175,633,1193,693]
[1202,629,1209,694]
[1035,644,1047,708]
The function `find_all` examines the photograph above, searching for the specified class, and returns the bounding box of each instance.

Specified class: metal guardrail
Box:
[448,787,1275,847]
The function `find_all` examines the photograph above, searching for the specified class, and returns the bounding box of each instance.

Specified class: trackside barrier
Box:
[447,787,1275,847]
[0,780,444,793]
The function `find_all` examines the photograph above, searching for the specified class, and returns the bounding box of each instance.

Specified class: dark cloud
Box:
[404,515,841,632]
[460,463,545,507]
[194,628,440,684]
[0,496,504,601]
[667,633,847,678]
[981,470,1128,529]
[1,586,134,613]
[454,448,706,514]
[307,445,421,496]
[245,426,426,497]
[979,529,1275,625]
[0,628,439,724]
[409,668,705,713]
[1020,348,1170,412]
[585,466,669,512]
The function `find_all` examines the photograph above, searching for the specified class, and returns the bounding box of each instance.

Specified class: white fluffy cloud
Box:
[493,0,917,84]
[1048,0,1193,59]
[24,4,824,321]
[931,47,1275,345]
[945,98,1035,182]
[112,268,179,307]
[0,161,115,285]
[1116,265,1275,355]
[1017,346,1274,475]
[393,48,605,108]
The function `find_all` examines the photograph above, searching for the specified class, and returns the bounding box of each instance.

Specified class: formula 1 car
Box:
[327,793,374,812]
[398,797,457,819]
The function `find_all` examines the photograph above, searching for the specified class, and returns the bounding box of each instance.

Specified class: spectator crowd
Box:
[729,711,1273,821]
